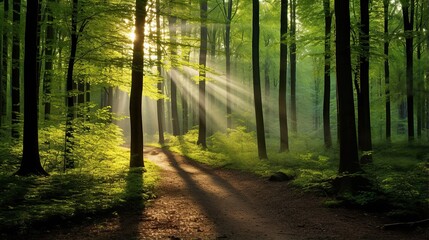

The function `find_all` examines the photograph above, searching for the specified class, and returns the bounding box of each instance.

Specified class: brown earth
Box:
[16,147,428,239]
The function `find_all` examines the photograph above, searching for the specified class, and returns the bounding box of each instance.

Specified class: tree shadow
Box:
[158,148,262,238]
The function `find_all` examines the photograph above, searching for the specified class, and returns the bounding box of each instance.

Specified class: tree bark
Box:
[225,0,233,130]
[323,0,332,148]
[130,0,147,167]
[383,0,391,141]
[335,0,360,173]
[402,0,415,141]
[15,0,48,176]
[279,0,289,152]
[290,0,297,133]
[252,0,267,159]
[181,18,188,134]
[11,0,20,139]
[0,0,8,126]
[156,0,164,145]
[197,0,208,148]
[43,2,55,121]
[358,0,372,163]
[169,16,180,136]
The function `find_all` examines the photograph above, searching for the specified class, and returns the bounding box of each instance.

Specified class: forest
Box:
[0,0,428,239]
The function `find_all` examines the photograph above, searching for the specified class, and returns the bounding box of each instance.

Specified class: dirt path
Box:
[24,147,427,239]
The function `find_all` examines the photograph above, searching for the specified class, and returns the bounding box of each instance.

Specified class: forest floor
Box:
[16,147,428,240]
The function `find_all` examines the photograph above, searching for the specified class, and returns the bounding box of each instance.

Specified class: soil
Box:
[14,147,428,239]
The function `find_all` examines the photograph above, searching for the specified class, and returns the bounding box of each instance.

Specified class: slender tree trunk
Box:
[65,0,79,169]
[197,0,208,148]
[11,0,20,139]
[402,0,415,141]
[290,0,297,133]
[253,0,267,159]
[264,56,270,138]
[15,0,48,176]
[156,0,164,145]
[181,19,188,134]
[43,3,54,121]
[0,0,8,126]
[358,0,372,163]
[130,0,147,167]
[416,0,423,138]
[335,0,360,173]
[384,0,391,141]
[225,0,232,130]
[279,0,289,152]
[323,0,332,148]
[169,16,180,136]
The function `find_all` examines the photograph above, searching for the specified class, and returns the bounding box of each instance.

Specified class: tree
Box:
[279,0,289,152]
[11,0,20,139]
[197,0,208,148]
[290,0,297,133]
[130,0,147,167]
[221,0,234,130]
[156,0,164,145]
[402,0,415,141]
[15,0,48,176]
[252,0,267,159]
[384,0,391,141]
[323,0,332,148]
[43,0,55,121]
[169,14,180,136]
[0,0,8,126]
[335,0,360,173]
[357,0,372,162]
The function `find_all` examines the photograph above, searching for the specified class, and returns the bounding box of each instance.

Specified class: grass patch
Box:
[0,120,160,235]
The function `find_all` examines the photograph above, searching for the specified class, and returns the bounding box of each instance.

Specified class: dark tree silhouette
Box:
[130,0,147,167]
[402,0,415,141]
[156,0,165,145]
[169,15,180,136]
[11,0,20,139]
[252,0,267,159]
[384,0,391,141]
[0,0,8,126]
[197,0,208,148]
[279,0,289,152]
[323,0,332,149]
[357,0,372,162]
[335,0,360,173]
[290,0,297,133]
[15,0,48,176]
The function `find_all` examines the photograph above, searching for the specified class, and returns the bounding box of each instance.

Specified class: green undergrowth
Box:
[0,117,159,235]
[161,127,428,220]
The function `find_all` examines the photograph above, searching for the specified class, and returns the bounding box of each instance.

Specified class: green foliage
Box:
[0,146,159,234]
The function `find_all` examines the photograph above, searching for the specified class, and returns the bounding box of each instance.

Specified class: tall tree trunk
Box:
[156,0,164,145]
[358,0,372,163]
[252,0,267,159]
[43,2,54,121]
[0,0,8,126]
[416,0,423,138]
[15,0,48,176]
[169,16,180,136]
[225,0,233,130]
[402,0,415,141]
[279,0,289,152]
[264,55,270,138]
[197,0,208,148]
[290,0,297,133]
[181,19,189,134]
[65,0,79,169]
[323,0,332,148]
[130,0,147,167]
[335,0,360,173]
[11,0,20,139]
[384,0,391,141]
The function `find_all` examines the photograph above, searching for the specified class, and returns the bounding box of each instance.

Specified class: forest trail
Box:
[27,147,425,240]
